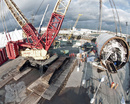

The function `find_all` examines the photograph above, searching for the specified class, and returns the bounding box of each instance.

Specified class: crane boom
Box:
[43,0,72,51]
[4,0,28,27]
[68,14,82,40]
[4,0,71,51]
[73,14,82,28]
[4,0,44,49]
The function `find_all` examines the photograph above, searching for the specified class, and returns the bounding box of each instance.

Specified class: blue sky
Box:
[0,0,130,34]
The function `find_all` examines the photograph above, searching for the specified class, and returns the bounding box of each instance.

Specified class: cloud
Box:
[0,0,130,34]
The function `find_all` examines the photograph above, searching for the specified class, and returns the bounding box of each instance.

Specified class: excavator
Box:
[3,0,71,60]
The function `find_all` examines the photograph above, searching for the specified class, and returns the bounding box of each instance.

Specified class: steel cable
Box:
[111,0,122,34]
[33,0,45,23]
[109,0,118,34]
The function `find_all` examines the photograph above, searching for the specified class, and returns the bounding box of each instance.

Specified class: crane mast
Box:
[40,0,71,51]
[4,0,44,49]
[73,14,82,28]
[68,14,82,40]
[4,0,71,51]
[4,0,71,60]
[4,0,28,27]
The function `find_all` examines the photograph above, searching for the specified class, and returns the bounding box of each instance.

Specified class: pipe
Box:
[96,34,129,72]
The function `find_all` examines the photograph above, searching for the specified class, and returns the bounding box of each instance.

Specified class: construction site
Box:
[0,0,130,104]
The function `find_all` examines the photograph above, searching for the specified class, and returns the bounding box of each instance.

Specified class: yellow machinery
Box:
[68,14,83,40]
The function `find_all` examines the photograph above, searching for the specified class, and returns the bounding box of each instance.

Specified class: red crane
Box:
[3,0,71,59]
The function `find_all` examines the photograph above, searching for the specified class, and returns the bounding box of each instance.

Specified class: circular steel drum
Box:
[96,34,129,71]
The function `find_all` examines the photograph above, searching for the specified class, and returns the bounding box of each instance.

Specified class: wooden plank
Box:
[0,59,28,88]
[16,59,30,71]
[41,57,66,82]
[13,68,32,81]
[27,57,66,96]
[50,59,70,83]
[27,78,49,95]
[8,69,19,77]
[20,93,41,104]
[0,75,13,88]
[42,58,77,100]
[42,54,58,66]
